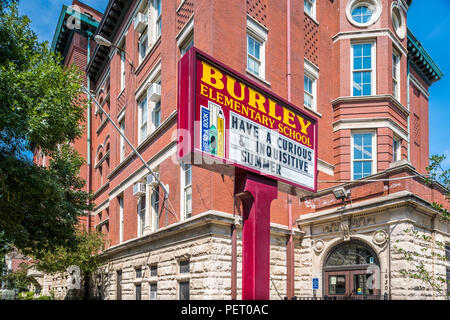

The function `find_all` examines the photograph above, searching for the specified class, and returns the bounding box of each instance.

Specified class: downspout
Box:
[86,31,93,232]
[407,60,410,162]
[231,178,237,300]
[286,0,295,300]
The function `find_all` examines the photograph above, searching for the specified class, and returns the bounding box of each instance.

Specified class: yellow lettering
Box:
[268,99,281,121]
[200,84,209,97]
[201,62,224,90]
[297,115,312,135]
[283,108,296,128]
[248,87,267,113]
[226,76,246,101]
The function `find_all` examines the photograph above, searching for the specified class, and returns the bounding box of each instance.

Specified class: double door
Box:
[324,269,380,299]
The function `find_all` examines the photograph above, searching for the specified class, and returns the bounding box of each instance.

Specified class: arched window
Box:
[324,241,381,297]
[325,241,378,269]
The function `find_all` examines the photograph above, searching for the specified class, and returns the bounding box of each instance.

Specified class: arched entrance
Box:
[323,241,381,299]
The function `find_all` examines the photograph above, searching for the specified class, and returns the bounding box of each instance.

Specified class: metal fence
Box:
[286,294,391,301]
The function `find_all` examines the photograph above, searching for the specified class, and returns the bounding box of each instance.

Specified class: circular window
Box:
[351,5,373,24]
[346,0,382,28]
[391,2,406,39]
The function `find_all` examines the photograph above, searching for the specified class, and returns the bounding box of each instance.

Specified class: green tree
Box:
[1,262,34,292]
[0,1,91,258]
[33,230,105,300]
[394,154,449,299]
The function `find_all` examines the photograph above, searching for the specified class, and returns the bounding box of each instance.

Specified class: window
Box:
[120,50,126,92]
[180,36,194,57]
[139,30,148,63]
[247,17,267,80]
[155,0,161,38]
[119,119,126,162]
[135,284,142,300]
[150,265,158,277]
[119,197,124,243]
[392,51,400,100]
[116,270,122,300]
[447,269,450,298]
[352,42,374,96]
[351,4,372,24]
[352,132,376,180]
[152,80,162,129]
[304,75,314,109]
[304,0,316,19]
[391,4,406,39]
[135,267,142,279]
[138,95,148,143]
[179,281,190,300]
[150,283,157,300]
[346,0,381,28]
[151,185,159,231]
[247,35,262,77]
[137,195,146,237]
[180,260,190,274]
[445,245,450,261]
[393,137,401,162]
[181,162,192,219]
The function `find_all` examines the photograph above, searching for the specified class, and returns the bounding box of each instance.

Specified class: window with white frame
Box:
[392,51,400,100]
[304,0,316,19]
[118,196,124,243]
[181,162,192,220]
[119,119,125,162]
[137,195,146,237]
[352,132,376,180]
[180,35,194,57]
[138,29,148,63]
[138,94,148,143]
[247,17,267,80]
[152,80,161,129]
[150,283,157,300]
[151,185,159,231]
[120,50,126,92]
[393,136,401,162]
[155,0,161,38]
[352,42,375,97]
[178,18,194,57]
[304,60,319,112]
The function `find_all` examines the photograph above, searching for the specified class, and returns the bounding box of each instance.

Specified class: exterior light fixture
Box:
[94,35,134,69]
[332,187,350,201]
[94,35,113,47]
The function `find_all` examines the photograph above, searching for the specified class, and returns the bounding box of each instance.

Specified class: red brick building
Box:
[38,0,449,300]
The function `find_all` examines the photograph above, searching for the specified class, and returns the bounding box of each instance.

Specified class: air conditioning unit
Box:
[134,13,148,33]
[133,183,146,197]
[146,172,160,187]
[148,83,161,102]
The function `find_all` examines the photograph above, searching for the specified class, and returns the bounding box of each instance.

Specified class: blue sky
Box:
[18,0,450,168]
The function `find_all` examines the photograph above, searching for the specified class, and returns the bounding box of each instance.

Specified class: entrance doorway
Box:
[323,241,381,299]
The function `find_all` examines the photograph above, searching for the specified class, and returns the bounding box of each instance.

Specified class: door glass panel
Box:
[328,275,346,295]
[353,274,374,295]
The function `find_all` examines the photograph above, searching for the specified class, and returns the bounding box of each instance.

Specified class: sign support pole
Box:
[235,172,278,300]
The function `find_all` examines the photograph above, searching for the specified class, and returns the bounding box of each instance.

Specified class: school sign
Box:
[178,48,318,194]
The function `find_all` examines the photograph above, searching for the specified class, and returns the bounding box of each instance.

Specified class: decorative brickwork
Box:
[246,0,267,27]
[176,0,194,34]
[304,14,318,66]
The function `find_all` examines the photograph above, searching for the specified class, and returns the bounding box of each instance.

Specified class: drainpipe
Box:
[86,31,93,232]
[231,179,237,300]
[286,0,295,300]
[407,60,410,162]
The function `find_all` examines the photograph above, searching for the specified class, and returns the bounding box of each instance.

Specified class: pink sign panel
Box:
[178,48,318,194]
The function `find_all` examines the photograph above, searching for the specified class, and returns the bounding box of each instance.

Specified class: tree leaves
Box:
[0,1,91,257]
